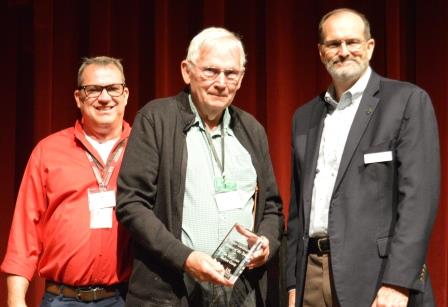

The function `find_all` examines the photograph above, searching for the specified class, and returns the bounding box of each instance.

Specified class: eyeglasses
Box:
[79,83,126,98]
[321,39,366,54]
[189,61,243,84]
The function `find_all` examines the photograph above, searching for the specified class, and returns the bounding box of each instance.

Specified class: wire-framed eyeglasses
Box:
[188,61,243,84]
[321,39,366,54]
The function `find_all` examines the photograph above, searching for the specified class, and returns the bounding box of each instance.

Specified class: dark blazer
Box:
[286,71,440,306]
[117,90,283,306]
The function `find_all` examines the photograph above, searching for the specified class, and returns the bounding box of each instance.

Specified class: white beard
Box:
[326,58,369,83]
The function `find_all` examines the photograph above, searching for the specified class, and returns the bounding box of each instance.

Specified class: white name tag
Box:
[88,189,116,229]
[88,189,116,211]
[364,151,393,164]
[90,207,113,229]
[215,191,244,211]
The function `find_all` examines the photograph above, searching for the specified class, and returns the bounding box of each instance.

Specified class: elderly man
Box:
[287,8,440,307]
[117,27,283,306]
[1,56,132,306]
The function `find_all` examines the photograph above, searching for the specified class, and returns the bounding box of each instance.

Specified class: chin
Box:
[94,117,117,126]
[207,100,230,109]
[330,66,362,81]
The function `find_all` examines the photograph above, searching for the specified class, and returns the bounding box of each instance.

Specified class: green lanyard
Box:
[201,120,237,193]
[202,120,225,178]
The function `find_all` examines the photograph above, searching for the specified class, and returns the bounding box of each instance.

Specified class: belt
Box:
[45,280,122,302]
[308,236,330,254]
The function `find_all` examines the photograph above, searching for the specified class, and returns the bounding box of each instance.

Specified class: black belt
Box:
[45,280,124,302]
[308,236,330,254]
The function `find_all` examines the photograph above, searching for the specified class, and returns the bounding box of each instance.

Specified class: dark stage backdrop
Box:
[2,0,447,306]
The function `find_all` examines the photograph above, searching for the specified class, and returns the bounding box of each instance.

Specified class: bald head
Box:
[318,8,371,43]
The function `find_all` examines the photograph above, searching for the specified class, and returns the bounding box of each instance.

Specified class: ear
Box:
[74,89,82,109]
[366,38,375,60]
[181,60,191,84]
[318,43,326,64]
[122,87,129,106]
[235,70,245,90]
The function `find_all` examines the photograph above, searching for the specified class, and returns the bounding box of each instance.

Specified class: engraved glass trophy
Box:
[212,223,262,283]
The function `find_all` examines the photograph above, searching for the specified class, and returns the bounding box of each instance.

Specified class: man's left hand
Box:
[371,285,409,307]
[247,236,270,269]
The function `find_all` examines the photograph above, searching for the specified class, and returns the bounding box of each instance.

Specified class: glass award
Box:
[212,223,263,283]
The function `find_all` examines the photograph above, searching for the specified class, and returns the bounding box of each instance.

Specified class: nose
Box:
[338,42,350,56]
[214,72,227,87]
[97,88,112,101]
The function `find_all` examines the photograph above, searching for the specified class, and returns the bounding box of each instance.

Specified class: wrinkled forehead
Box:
[196,38,243,67]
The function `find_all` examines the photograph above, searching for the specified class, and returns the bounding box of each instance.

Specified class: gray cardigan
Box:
[117,90,283,306]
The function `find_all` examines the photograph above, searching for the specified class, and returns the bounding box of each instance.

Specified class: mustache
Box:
[330,57,359,65]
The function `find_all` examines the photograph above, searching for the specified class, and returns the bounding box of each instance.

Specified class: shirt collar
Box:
[188,94,232,136]
[324,66,372,110]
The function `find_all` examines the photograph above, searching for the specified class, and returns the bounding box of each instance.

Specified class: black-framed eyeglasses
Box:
[79,83,126,98]
[188,61,243,84]
[321,39,366,54]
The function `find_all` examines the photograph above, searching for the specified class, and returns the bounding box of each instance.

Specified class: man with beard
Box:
[286,8,440,307]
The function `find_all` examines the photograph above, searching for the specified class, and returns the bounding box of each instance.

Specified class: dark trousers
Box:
[40,292,125,307]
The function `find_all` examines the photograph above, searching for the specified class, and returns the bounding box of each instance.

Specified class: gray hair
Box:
[186,27,246,68]
[318,8,371,43]
[77,56,125,87]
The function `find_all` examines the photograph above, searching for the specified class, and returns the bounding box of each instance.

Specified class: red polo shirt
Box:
[1,121,132,286]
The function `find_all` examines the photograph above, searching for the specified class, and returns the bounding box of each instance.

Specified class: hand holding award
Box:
[212,223,265,283]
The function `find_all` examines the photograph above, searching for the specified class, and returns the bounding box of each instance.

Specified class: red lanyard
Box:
[85,139,126,190]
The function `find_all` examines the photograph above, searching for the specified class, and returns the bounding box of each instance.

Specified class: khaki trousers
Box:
[303,253,340,307]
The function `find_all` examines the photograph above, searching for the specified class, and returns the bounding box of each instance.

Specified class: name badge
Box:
[215,191,244,211]
[364,151,393,164]
[90,207,113,229]
[88,188,116,229]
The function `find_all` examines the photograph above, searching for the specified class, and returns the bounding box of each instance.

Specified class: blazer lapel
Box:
[332,72,381,195]
[302,95,327,232]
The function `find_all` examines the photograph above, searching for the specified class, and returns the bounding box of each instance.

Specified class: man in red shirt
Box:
[1,56,132,306]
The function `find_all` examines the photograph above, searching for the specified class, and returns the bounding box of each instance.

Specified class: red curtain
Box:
[2,0,447,306]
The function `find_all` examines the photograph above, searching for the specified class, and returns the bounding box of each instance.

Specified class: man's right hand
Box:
[288,289,296,307]
[184,251,234,287]
[6,275,29,307]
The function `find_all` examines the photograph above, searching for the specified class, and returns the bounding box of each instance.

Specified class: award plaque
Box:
[212,223,262,283]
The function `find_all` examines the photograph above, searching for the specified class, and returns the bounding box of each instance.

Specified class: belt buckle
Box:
[76,287,100,302]
[317,237,327,253]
